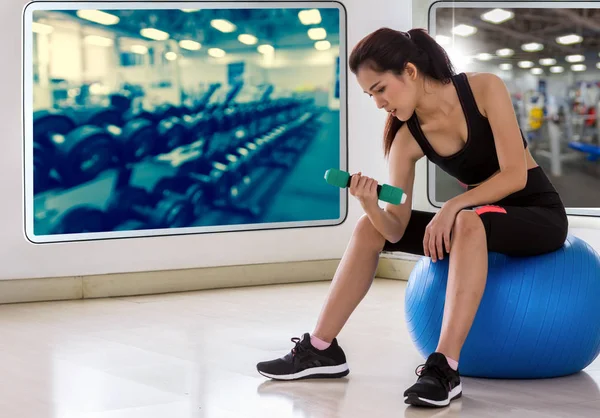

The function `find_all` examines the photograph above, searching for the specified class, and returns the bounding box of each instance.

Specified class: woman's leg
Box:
[312,214,386,342]
[435,210,488,361]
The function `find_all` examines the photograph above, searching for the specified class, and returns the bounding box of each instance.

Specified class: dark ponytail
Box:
[349,28,456,158]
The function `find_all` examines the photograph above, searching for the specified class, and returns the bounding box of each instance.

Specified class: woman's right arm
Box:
[377,124,424,243]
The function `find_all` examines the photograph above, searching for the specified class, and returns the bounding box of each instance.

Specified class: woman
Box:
[256,28,568,408]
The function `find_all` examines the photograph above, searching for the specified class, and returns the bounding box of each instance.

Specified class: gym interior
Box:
[0,1,599,417]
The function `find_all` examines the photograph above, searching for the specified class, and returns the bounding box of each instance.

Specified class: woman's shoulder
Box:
[463,72,507,94]
[462,72,507,117]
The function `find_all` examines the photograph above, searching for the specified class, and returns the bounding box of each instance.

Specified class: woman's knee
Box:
[354,214,386,251]
[453,210,485,237]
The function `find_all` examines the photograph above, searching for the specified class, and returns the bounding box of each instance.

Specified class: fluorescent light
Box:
[476,53,494,61]
[308,28,327,40]
[518,60,534,68]
[571,64,586,72]
[76,10,119,25]
[481,8,514,24]
[140,28,169,41]
[181,9,200,13]
[496,48,514,57]
[131,45,148,54]
[566,54,585,63]
[238,34,258,45]
[165,52,177,61]
[499,63,513,70]
[446,47,472,69]
[208,48,226,58]
[211,19,236,33]
[315,40,331,51]
[435,35,451,46]
[539,58,556,66]
[179,40,201,51]
[257,44,274,54]
[452,24,477,37]
[550,66,564,73]
[32,22,53,34]
[298,9,321,25]
[531,68,543,75]
[556,34,583,45]
[522,42,544,52]
[84,35,113,47]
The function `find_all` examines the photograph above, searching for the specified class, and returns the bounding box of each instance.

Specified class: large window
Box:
[429,1,600,217]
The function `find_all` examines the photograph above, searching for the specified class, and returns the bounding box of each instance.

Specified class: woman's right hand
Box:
[349,172,379,210]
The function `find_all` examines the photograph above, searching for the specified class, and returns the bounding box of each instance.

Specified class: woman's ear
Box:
[404,63,418,80]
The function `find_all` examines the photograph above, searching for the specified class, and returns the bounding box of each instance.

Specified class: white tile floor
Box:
[1,278,599,418]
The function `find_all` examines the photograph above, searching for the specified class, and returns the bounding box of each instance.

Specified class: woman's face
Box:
[356,64,419,121]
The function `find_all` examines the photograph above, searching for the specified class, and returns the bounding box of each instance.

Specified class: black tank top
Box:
[406,72,528,186]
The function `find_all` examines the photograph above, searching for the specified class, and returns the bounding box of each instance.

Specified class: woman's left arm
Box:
[446,73,528,214]
[424,74,529,261]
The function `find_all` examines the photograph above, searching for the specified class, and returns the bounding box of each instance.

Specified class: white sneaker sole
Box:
[258,363,349,381]
[404,383,462,407]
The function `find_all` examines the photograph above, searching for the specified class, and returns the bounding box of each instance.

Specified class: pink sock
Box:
[310,335,331,350]
[445,356,459,371]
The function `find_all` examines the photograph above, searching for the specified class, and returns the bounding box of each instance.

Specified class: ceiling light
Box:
[165,52,177,61]
[308,28,327,40]
[597,62,600,70]
[238,34,258,45]
[257,44,274,54]
[539,58,556,66]
[550,66,564,73]
[571,64,586,72]
[84,35,113,47]
[140,28,170,41]
[566,54,585,63]
[481,8,514,24]
[522,42,544,52]
[131,45,148,54]
[499,63,513,70]
[76,10,119,25]
[210,19,236,33]
[208,48,226,58]
[435,35,451,46]
[531,68,543,75]
[476,53,494,61]
[496,48,514,57]
[556,34,583,45]
[518,60,534,68]
[315,40,331,51]
[32,22,53,34]
[298,9,322,25]
[452,24,477,37]
[179,40,201,51]
[181,9,200,13]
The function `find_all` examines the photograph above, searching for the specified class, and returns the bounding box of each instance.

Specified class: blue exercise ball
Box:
[405,235,600,378]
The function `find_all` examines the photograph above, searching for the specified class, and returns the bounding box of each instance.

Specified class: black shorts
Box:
[383,167,569,257]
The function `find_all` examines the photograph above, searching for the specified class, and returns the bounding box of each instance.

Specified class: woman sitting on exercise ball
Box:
[256,27,568,408]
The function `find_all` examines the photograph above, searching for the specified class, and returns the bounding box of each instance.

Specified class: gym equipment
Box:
[32,109,78,192]
[52,125,117,187]
[568,142,600,162]
[324,168,407,205]
[50,205,109,234]
[405,235,600,378]
[107,185,195,229]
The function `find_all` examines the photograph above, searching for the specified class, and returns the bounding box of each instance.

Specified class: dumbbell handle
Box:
[324,168,407,205]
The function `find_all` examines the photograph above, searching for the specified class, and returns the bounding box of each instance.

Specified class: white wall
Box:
[1,0,409,280]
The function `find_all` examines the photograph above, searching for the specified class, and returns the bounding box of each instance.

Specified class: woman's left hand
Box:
[423,202,460,262]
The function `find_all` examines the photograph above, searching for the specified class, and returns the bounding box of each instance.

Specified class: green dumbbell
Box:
[324,168,407,205]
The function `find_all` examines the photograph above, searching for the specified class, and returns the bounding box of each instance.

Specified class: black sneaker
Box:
[256,333,349,380]
[403,352,462,407]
